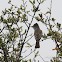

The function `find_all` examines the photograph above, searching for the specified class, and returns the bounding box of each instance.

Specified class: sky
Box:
[0,0,62,62]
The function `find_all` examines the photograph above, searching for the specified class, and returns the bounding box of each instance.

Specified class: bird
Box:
[32,23,42,48]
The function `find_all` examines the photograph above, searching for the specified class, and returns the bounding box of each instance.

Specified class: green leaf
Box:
[17,9,21,14]
[27,43,31,45]
[23,14,26,19]
[29,0,33,4]
[45,19,47,22]
[11,6,13,9]
[57,23,61,28]
[35,17,40,21]
[26,43,32,47]
[52,18,55,21]
[22,60,27,62]
[52,35,55,40]
[26,46,30,47]
[20,5,22,9]
[41,0,45,3]
[29,59,31,62]
[8,0,11,3]
[43,34,47,38]
[46,11,51,14]
[1,16,3,21]
[61,35,62,38]
[41,19,44,23]
[47,32,52,36]
[0,37,2,41]
[39,14,42,18]
[35,51,39,57]
[36,51,39,55]
[33,0,35,4]
[50,25,52,28]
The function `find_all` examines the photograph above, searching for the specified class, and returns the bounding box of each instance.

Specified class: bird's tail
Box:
[35,41,40,48]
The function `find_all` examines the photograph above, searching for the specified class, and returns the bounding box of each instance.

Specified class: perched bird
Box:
[32,23,42,48]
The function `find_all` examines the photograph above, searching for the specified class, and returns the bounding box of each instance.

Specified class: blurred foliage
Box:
[0,0,62,62]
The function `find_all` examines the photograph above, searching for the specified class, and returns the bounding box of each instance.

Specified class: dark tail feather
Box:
[35,41,40,48]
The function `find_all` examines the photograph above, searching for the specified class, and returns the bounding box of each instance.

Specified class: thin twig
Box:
[39,55,46,62]
[25,34,34,43]
[0,27,5,33]
[21,49,35,60]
